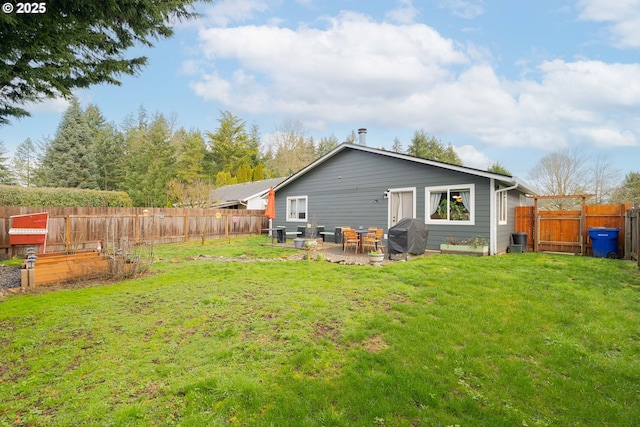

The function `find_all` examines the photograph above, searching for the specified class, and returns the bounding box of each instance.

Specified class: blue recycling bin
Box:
[588,228,621,258]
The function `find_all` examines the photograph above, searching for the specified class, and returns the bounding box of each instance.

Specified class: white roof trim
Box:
[274,143,537,195]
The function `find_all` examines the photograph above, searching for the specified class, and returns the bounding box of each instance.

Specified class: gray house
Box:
[271,142,536,254]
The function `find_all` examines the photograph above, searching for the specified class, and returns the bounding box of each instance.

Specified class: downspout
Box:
[492,182,519,254]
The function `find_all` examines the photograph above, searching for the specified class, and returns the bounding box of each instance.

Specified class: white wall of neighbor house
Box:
[246,197,267,210]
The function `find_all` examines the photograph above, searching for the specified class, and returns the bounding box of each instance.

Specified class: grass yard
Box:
[1,237,639,426]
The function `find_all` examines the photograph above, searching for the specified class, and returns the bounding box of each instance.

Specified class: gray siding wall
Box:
[274,149,493,250]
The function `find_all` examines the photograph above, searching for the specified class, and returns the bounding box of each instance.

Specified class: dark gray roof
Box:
[211,177,286,204]
[275,143,537,195]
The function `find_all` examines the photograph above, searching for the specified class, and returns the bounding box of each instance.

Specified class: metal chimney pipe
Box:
[357,128,367,146]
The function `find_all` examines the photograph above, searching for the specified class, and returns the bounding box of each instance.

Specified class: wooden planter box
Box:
[440,244,489,256]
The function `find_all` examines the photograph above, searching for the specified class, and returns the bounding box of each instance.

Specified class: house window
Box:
[425,184,475,225]
[499,191,508,225]
[286,196,307,221]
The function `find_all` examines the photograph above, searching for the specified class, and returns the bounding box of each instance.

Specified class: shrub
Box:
[0,185,133,207]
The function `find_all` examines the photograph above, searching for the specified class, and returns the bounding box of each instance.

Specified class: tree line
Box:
[0,98,638,208]
[1,100,337,207]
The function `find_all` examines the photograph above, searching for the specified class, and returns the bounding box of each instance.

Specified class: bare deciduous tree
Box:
[591,153,620,204]
[266,118,316,176]
[528,148,590,209]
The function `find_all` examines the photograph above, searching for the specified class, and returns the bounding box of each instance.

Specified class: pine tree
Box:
[120,111,176,206]
[391,137,403,153]
[174,128,206,183]
[236,162,252,183]
[0,141,15,184]
[317,135,339,157]
[40,98,97,188]
[12,138,37,186]
[215,171,236,187]
[407,129,461,165]
[86,104,125,191]
[252,163,266,181]
[206,111,259,175]
[1,1,202,125]
[488,161,511,175]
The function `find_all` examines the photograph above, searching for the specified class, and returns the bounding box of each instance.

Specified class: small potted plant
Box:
[440,236,489,256]
[368,248,385,265]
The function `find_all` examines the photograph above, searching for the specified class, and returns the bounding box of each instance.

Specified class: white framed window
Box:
[498,191,508,225]
[286,196,308,222]
[425,184,475,225]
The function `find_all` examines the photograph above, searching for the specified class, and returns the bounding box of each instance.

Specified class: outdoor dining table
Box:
[354,229,370,253]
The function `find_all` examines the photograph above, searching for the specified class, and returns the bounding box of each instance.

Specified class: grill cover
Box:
[388,218,428,255]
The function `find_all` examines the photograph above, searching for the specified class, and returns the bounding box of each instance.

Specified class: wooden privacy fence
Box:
[626,206,640,265]
[0,207,268,255]
[515,204,629,256]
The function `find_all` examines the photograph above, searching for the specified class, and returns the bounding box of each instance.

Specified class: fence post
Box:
[135,214,140,245]
[581,196,587,256]
[184,213,189,242]
[65,215,71,252]
[533,198,539,252]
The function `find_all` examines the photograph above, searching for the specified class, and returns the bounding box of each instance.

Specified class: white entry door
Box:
[388,188,416,227]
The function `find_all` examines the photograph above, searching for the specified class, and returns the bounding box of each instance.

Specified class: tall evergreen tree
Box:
[252,163,266,181]
[1,0,203,125]
[205,111,259,176]
[407,129,461,165]
[123,114,176,206]
[344,130,357,144]
[0,141,15,184]
[85,104,125,191]
[391,137,403,153]
[12,138,37,186]
[236,162,252,183]
[317,134,339,157]
[215,171,236,187]
[174,128,206,183]
[40,98,97,188]
[488,161,511,175]
[611,172,640,204]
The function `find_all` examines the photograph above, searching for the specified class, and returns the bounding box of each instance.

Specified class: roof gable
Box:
[274,143,536,195]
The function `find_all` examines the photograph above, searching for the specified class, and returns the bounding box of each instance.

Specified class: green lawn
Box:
[1,237,639,426]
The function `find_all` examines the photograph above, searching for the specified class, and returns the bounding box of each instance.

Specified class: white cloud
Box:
[570,126,638,147]
[26,97,69,114]
[188,8,640,153]
[577,0,640,48]
[386,0,419,24]
[202,0,270,27]
[454,144,491,169]
[436,0,484,19]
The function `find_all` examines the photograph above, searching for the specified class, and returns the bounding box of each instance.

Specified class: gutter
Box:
[496,182,519,194]
[491,181,519,255]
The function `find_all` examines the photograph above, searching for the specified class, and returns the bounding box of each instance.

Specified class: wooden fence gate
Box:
[515,203,629,256]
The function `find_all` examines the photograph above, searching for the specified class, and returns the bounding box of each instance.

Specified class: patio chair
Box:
[374,228,385,253]
[343,228,360,253]
[363,228,385,253]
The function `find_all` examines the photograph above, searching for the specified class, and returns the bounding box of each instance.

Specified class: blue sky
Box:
[3,0,639,182]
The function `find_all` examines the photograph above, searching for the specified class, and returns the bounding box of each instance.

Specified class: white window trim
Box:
[498,191,508,225]
[286,195,308,222]
[425,184,475,225]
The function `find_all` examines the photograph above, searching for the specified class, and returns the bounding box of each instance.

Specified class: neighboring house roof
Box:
[274,143,537,195]
[210,177,286,207]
